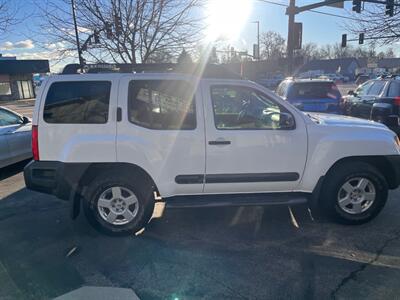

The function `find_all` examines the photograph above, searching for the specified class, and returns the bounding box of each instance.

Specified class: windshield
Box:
[288,82,341,101]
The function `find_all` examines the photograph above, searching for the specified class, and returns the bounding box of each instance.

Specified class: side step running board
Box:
[165,193,309,209]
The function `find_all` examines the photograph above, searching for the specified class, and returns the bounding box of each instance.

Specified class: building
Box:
[0,56,49,101]
[357,58,400,75]
[296,58,360,80]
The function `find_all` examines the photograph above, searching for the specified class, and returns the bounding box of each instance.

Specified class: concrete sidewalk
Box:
[0,98,35,107]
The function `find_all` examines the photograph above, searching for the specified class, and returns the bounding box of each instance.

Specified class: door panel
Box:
[116,76,206,198]
[38,78,118,162]
[5,124,31,160]
[0,127,11,168]
[202,81,307,194]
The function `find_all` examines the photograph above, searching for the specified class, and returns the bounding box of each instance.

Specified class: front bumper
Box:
[24,160,88,201]
[385,155,400,189]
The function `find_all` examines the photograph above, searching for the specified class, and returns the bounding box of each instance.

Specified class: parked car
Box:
[342,76,400,134]
[319,73,343,84]
[256,74,284,89]
[24,66,400,235]
[355,74,370,85]
[0,106,32,168]
[276,78,342,114]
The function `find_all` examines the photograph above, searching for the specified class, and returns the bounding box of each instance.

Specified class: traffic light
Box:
[352,0,362,13]
[386,0,394,17]
[293,22,303,50]
[105,22,113,39]
[114,14,122,36]
[341,34,347,47]
[93,30,100,44]
[359,33,364,44]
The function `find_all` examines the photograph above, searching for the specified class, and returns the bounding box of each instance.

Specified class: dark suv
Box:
[342,76,400,134]
[276,78,342,114]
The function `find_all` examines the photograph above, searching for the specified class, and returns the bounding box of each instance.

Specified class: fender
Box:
[298,123,399,192]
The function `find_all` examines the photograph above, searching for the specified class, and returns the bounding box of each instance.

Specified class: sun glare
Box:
[205,0,252,41]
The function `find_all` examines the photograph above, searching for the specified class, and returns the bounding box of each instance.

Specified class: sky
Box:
[0,0,397,72]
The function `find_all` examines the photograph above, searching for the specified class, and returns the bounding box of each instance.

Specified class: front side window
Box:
[367,81,386,96]
[44,81,111,124]
[0,109,22,126]
[128,80,196,130]
[211,85,293,130]
[355,80,374,97]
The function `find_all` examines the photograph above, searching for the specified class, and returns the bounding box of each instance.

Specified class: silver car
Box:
[0,106,32,168]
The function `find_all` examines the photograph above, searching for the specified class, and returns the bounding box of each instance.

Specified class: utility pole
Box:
[286,0,296,75]
[71,0,84,67]
[255,21,260,61]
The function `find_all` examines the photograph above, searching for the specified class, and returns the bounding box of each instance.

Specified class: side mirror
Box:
[22,116,31,124]
[347,90,355,96]
[278,112,295,129]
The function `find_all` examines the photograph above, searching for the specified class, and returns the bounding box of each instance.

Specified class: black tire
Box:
[320,161,388,225]
[82,172,155,236]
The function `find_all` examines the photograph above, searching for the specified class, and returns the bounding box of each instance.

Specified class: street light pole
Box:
[286,0,296,75]
[71,0,84,67]
[252,21,260,60]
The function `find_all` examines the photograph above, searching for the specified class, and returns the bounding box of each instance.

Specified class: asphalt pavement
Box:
[1,160,400,300]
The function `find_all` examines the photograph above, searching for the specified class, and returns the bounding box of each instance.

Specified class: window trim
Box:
[210,84,296,131]
[127,79,197,131]
[43,80,112,124]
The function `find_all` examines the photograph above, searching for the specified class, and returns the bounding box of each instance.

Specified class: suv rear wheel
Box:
[320,161,388,224]
[82,173,155,235]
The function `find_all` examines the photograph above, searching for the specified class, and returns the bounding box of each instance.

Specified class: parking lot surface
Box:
[1,161,400,299]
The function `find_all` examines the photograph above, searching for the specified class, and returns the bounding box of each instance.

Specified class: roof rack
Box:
[61,63,242,79]
[377,74,400,79]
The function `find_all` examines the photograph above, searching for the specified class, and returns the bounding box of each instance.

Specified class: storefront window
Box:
[0,82,11,95]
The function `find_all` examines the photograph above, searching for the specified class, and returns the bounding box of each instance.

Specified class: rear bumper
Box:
[24,160,88,201]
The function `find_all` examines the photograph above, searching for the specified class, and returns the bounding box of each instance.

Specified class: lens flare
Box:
[205,0,252,41]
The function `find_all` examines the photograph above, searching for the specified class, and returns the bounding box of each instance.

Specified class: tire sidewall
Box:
[83,175,154,235]
[322,163,388,224]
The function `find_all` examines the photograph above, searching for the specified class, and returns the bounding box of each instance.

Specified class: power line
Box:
[256,0,367,21]
[256,0,287,7]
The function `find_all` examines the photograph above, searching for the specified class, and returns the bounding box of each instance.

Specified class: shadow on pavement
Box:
[0,159,31,182]
[1,187,400,299]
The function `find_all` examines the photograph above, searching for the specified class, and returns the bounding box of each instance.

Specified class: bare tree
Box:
[345,3,400,45]
[295,42,322,60]
[0,1,18,37]
[177,48,193,64]
[260,31,286,60]
[36,0,202,64]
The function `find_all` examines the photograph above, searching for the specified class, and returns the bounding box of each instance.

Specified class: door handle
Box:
[117,107,122,122]
[208,140,231,145]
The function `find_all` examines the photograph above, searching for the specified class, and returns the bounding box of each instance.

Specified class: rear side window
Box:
[388,82,400,97]
[44,81,111,124]
[288,82,341,100]
[367,81,386,96]
[128,80,196,130]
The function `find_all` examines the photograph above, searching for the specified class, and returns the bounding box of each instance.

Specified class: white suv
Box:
[24,65,400,235]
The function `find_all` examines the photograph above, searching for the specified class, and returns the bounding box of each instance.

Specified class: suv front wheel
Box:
[320,161,388,225]
[82,173,155,235]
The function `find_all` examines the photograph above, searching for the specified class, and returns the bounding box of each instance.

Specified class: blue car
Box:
[276,78,342,114]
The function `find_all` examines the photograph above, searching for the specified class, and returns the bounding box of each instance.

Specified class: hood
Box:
[306,113,388,130]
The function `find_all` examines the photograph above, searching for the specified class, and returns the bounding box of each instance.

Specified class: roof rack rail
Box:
[60,63,242,79]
